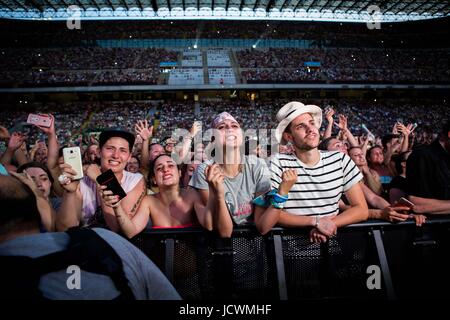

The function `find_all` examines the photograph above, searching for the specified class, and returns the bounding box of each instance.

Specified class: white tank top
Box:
[80,170,143,224]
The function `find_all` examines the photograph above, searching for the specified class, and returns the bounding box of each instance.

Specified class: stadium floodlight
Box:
[42,8,56,19]
[157,7,170,17]
[114,8,127,17]
[255,8,266,18]
[213,7,226,17]
[242,8,254,17]
[100,8,114,17]
[268,8,281,18]
[295,9,307,18]
[85,8,99,17]
[171,7,184,17]
[142,8,155,17]
[227,7,240,17]
[185,7,198,17]
[282,9,294,18]
[199,7,213,18]
[128,7,141,17]
[55,8,68,18]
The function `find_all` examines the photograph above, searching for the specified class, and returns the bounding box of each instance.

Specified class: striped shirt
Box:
[270,151,363,216]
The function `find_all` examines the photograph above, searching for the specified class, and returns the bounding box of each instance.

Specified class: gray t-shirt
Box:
[0,228,180,300]
[189,155,271,225]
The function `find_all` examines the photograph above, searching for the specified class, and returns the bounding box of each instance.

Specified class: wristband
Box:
[270,198,284,209]
[268,189,288,203]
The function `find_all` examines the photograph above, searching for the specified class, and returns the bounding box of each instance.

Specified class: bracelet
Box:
[315,215,320,228]
[273,193,288,203]
[270,198,284,209]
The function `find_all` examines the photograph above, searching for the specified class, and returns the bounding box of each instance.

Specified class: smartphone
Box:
[27,113,52,128]
[62,147,84,180]
[397,197,415,208]
[96,169,127,200]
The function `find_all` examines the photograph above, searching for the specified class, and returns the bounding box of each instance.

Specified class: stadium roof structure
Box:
[0,0,449,22]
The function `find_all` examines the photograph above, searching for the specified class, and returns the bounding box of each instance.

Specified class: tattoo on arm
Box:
[131,186,146,214]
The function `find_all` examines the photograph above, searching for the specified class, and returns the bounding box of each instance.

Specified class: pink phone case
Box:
[27,114,52,128]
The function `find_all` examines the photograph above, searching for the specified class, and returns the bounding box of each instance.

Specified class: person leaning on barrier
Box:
[189,112,271,238]
[406,120,450,214]
[0,175,180,300]
[100,153,210,238]
[254,102,368,242]
[57,128,146,232]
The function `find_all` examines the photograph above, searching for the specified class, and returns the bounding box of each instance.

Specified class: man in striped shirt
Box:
[254,102,368,243]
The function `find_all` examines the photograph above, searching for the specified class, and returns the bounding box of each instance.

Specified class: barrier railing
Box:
[131,217,450,300]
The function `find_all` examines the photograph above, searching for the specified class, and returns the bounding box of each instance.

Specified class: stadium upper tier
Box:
[0,47,448,86]
[1,18,449,48]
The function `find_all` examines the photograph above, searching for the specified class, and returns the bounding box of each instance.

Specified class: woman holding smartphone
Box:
[100,153,210,238]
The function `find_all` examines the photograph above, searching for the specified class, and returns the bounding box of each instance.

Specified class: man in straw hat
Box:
[254,102,368,243]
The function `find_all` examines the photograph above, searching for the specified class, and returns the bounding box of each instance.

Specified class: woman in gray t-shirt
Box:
[189,112,270,238]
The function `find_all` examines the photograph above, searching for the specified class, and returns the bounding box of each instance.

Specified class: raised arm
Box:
[338,114,359,147]
[178,121,201,162]
[0,132,26,166]
[135,120,153,173]
[55,163,83,231]
[323,108,335,139]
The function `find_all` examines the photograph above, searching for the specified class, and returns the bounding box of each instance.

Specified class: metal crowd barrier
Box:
[131,217,450,300]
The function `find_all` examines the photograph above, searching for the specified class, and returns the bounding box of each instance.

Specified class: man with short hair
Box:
[57,129,146,232]
[255,102,368,242]
[407,120,450,214]
[0,175,180,300]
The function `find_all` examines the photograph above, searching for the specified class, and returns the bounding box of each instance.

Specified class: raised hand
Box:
[35,114,56,136]
[0,125,10,140]
[135,120,153,141]
[338,114,348,131]
[205,164,225,196]
[190,121,202,137]
[8,132,26,151]
[58,163,80,193]
[325,108,335,123]
[278,169,297,196]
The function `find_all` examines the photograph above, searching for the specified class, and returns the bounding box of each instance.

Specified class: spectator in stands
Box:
[319,141,420,225]
[189,112,271,238]
[407,121,450,214]
[101,154,209,238]
[254,102,368,241]
[389,151,412,205]
[348,146,383,196]
[126,156,140,174]
[57,128,146,232]
[0,175,180,300]
[10,162,57,232]
[83,144,100,165]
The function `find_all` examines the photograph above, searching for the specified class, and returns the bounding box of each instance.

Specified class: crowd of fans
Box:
[237,48,449,83]
[0,48,176,86]
[0,98,447,152]
[1,46,447,86]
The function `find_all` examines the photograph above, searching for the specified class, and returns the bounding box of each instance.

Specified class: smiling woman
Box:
[189,112,271,238]
[98,153,209,238]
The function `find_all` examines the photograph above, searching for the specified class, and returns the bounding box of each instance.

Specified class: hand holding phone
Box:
[27,114,53,128]
[396,197,415,209]
[96,169,127,201]
[62,147,84,180]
